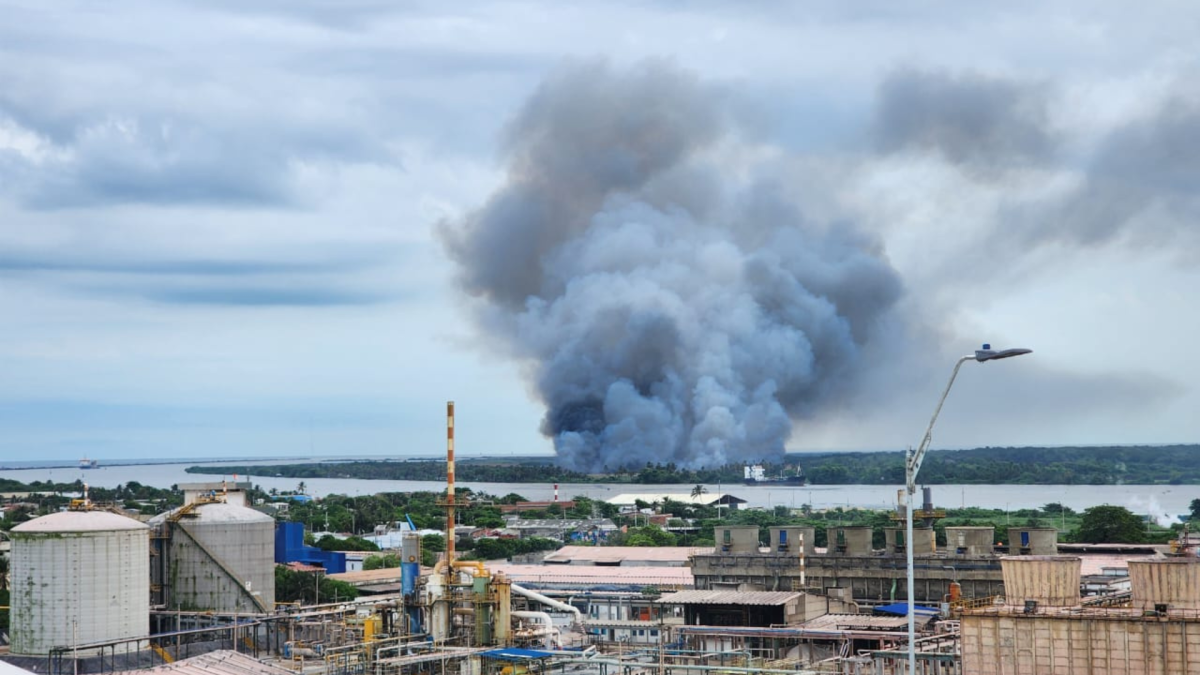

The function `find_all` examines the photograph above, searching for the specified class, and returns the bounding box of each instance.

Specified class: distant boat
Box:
[80,457,99,469]
[743,463,805,486]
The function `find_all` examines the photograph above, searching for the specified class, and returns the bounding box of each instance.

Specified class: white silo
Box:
[149,500,275,612]
[10,510,150,655]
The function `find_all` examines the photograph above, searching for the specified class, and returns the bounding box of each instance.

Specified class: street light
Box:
[905,344,1030,674]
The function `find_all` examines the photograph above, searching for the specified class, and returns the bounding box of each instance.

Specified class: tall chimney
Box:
[446,401,455,570]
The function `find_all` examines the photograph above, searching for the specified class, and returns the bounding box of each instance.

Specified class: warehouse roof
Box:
[543,545,710,565]
[656,590,801,606]
[490,563,693,588]
[113,651,292,675]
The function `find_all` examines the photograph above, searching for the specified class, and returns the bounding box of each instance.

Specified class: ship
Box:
[743,463,805,485]
[79,457,99,469]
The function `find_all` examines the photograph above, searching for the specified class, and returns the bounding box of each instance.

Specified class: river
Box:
[0,459,1193,521]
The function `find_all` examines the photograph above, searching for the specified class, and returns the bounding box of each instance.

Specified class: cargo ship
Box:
[743,463,805,485]
[79,457,99,469]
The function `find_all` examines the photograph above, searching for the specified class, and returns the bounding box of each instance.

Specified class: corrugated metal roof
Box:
[803,613,931,630]
[543,546,711,564]
[656,590,800,606]
[113,651,292,675]
[491,563,693,587]
[13,510,148,533]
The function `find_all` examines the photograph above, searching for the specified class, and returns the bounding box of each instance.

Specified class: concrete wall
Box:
[715,525,759,554]
[1129,559,1200,611]
[1007,528,1058,555]
[829,526,872,555]
[883,527,935,555]
[946,526,995,556]
[1001,556,1081,608]
[962,612,1200,675]
[768,526,815,556]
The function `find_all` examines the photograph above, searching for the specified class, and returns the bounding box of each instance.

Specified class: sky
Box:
[2,1,1199,463]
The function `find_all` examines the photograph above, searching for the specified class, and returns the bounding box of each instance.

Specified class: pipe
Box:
[511,583,583,625]
[512,611,557,649]
[446,401,455,570]
[451,560,487,578]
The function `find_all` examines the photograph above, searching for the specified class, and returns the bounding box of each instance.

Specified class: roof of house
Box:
[656,590,801,606]
[607,493,745,506]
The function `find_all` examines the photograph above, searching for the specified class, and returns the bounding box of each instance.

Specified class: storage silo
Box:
[150,500,275,612]
[10,510,150,655]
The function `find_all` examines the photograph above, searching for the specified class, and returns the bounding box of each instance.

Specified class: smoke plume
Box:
[440,61,902,471]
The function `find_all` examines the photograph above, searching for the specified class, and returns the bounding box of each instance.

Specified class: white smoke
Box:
[1126,495,1176,528]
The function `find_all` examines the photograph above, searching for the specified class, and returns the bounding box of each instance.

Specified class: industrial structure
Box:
[9,500,150,655]
[5,403,1198,675]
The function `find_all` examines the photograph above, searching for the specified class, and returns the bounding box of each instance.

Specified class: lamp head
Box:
[975,344,1032,362]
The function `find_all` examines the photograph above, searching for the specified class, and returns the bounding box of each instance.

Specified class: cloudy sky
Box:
[2,1,1199,463]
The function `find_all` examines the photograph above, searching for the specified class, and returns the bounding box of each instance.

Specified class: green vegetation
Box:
[1076,505,1148,543]
[0,479,184,530]
[188,459,754,484]
[191,444,1200,485]
[363,554,400,570]
[802,445,1200,485]
[314,534,379,552]
[465,536,561,561]
[274,565,358,604]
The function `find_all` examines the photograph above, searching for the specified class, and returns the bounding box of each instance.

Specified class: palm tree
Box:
[690,484,708,500]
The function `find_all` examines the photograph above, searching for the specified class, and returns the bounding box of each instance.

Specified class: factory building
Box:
[9,508,150,655]
[961,557,1200,675]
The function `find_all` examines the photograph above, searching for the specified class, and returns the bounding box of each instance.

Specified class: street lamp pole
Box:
[905,344,1030,674]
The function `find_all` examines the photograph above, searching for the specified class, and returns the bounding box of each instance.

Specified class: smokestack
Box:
[554,483,558,502]
[446,400,455,570]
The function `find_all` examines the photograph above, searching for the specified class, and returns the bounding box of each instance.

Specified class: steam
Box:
[1127,495,1176,528]
[441,62,902,471]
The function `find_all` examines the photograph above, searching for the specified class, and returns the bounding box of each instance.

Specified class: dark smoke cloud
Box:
[441,61,902,470]
[874,68,1057,169]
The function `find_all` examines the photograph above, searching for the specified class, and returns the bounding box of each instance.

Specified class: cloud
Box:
[874,68,1058,169]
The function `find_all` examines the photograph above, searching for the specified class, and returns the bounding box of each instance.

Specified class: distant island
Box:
[185,444,1200,485]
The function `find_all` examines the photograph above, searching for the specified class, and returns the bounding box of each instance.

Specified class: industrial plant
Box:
[1,404,1198,675]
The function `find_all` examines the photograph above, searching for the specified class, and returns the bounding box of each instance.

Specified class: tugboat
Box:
[743,463,805,486]
[79,457,99,469]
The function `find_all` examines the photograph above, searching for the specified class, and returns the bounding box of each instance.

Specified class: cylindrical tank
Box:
[768,527,815,556]
[1128,559,1200,611]
[714,525,759,553]
[1007,528,1058,555]
[1001,555,1081,608]
[10,511,150,655]
[150,501,275,612]
[828,526,873,555]
[945,526,995,556]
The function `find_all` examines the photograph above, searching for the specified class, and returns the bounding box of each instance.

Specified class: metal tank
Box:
[1128,559,1200,611]
[10,510,150,655]
[149,500,275,612]
[1000,555,1081,608]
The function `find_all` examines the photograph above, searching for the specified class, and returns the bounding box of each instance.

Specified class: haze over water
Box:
[1,459,1191,520]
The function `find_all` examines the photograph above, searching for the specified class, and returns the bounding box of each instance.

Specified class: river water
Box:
[1,459,1192,521]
